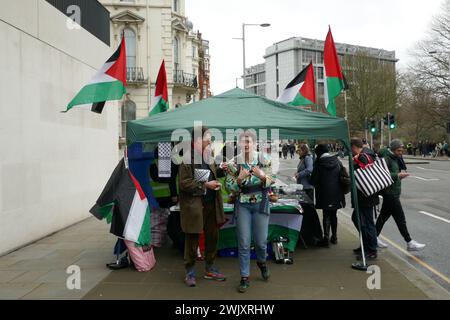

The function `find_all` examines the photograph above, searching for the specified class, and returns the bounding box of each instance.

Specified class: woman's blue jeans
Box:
[236,202,270,277]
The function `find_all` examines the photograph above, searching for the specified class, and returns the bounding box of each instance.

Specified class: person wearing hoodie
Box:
[377,140,426,252]
[311,144,346,246]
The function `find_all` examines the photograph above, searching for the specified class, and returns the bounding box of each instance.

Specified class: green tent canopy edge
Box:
[126,88,349,146]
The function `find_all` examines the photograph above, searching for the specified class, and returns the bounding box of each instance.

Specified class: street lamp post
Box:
[365,117,368,142]
[387,112,392,145]
[233,23,270,90]
[344,90,348,121]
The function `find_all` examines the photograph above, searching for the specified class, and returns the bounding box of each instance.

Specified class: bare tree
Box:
[336,51,398,134]
[410,0,449,99]
[404,0,450,138]
[397,73,443,141]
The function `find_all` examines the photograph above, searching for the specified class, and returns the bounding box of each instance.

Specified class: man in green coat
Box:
[179,126,227,287]
[376,139,426,252]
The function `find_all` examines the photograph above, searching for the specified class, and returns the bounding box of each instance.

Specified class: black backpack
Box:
[338,160,351,194]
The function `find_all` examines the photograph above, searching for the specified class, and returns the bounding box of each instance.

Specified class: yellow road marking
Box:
[340,211,450,285]
[379,235,450,285]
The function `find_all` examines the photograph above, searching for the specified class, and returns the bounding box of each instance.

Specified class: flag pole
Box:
[124,146,129,170]
[344,90,348,121]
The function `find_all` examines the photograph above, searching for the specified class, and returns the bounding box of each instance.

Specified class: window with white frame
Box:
[173,37,180,70]
[121,98,136,138]
[315,66,324,80]
[302,50,315,64]
[123,28,136,69]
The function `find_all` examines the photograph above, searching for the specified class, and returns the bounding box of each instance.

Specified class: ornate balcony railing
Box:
[174,70,198,88]
[127,67,146,84]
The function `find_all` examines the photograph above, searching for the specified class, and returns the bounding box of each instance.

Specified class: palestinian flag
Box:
[64,36,127,114]
[90,159,151,247]
[324,27,345,117]
[219,209,303,252]
[149,60,169,116]
[277,62,316,106]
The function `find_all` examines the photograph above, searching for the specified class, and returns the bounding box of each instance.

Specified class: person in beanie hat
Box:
[390,139,403,150]
[377,140,426,252]
[314,144,329,160]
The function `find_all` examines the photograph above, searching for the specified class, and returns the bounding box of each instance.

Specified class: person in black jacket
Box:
[350,138,379,260]
[311,144,346,246]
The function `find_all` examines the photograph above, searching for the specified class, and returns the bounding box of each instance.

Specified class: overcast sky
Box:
[186,0,444,95]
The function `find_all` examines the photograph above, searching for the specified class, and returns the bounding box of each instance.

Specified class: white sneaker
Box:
[377,238,389,248]
[407,240,426,251]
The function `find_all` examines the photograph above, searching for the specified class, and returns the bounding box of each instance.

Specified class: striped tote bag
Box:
[353,154,393,197]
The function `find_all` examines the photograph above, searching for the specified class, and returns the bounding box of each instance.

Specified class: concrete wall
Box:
[265,55,277,100]
[278,50,297,95]
[0,0,118,255]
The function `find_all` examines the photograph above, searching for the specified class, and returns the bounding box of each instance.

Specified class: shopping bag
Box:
[124,240,156,272]
[354,155,393,197]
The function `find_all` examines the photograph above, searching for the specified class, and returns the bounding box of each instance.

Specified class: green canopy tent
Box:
[126,88,368,270]
[127,88,349,144]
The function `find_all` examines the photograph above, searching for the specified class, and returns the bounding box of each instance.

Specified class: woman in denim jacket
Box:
[295,144,314,202]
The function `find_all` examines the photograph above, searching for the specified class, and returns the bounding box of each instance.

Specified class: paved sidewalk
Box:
[1,216,448,300]
[0,218,114,299]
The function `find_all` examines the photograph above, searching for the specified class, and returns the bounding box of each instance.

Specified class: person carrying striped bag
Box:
[350,138,380,261]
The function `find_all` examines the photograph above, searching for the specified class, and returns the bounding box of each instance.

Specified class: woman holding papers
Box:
[226,131,276,293]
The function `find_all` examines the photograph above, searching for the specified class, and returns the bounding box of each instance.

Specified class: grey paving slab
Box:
[0,283,41,300]
[0,270,26,283]
[8,270,51,284]
[20,283,91,300]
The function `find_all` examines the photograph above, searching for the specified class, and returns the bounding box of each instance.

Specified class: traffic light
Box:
[389,114,396,130]
[364,119,370,130]
[370,120,377,135]
[383,114,389,126]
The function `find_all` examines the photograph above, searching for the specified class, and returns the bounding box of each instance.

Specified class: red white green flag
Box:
[324,27,345,117]
[149,60,169,116]
[90,159,151,247]
[64,36,127,114]
[277,62,317,106]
